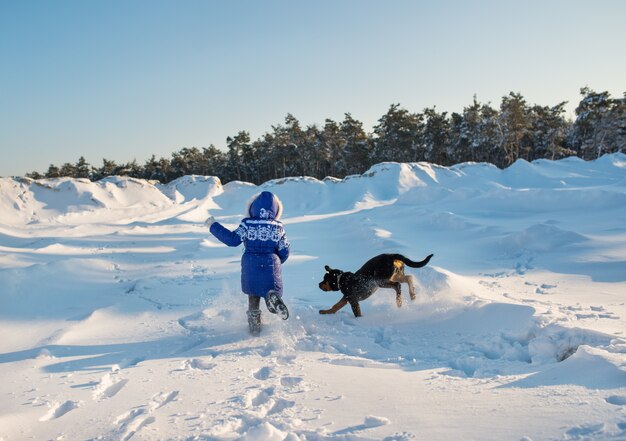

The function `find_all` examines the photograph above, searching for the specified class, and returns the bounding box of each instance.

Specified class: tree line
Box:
[26,88,625,184]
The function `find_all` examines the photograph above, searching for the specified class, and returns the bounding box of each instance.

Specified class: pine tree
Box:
[528,103,571,160]
[142,155,172,182]
[44,164,61,179]
[253,134,276,184]
[118,160,142,178]
[572,88,609,159]
[423,107,451,165]
[92,158,119,181]
[25,171,44,179]
[300,125,321,178]
[613,94,626,154]
[497,93,531,166]
[572,89,626,158]
[74,156,91,180]
[283,114,307,177]
[319,119,345,177]
[341,113,370,174]
[454,96,486,163]
[225,132,251,182]
[268,114,303,179]
[200,145,227,179]
[59,162,77,178]
[372,104,425,163]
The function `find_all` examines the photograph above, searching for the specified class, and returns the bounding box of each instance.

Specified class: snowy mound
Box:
[0,176,173,225]
[502,223,588,253]
[2,153,626,227]
[510,345,626,389]
[159,175,223,203]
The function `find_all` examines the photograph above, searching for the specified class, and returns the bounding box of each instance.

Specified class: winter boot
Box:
[247,309,262,335]
[265,291,289,320]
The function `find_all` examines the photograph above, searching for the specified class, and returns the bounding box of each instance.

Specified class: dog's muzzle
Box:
[319,281,332,291]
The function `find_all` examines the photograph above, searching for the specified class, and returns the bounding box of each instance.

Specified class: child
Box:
[206,191,290,335]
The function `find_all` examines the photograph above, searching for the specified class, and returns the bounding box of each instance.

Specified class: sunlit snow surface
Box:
[1,155,625,440]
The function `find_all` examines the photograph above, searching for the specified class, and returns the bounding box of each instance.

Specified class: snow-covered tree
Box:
[497,93,531,166]
[528,103,573,160]
[571,88,626,159]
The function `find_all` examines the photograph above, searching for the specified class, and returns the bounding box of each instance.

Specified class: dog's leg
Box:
[382,281,403,307]
[349,300,362,317]
[319,297,348,315]
[390,267,406,307]
[392,282,402,307]
[398,274,417,300]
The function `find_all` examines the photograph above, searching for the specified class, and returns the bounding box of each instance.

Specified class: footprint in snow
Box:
[383,432,417,441]
[280,376,303,387]
[180,358,216,371]
[114,391,179,439]
[92,374,129,400]
[563,423,607,440]
[276,355,297,366]
[267,397,295,415]
[241,387,295,419]
[238,422,287,440]
[331,415,390,436]
[254,366,272,380]
[250,387,274,407]
[39,400,81,421]
[606,395,626,406]
[122,416,156,441]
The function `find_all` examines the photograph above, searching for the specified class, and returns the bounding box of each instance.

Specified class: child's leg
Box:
[248,295,261,311]
[247,296,262,335]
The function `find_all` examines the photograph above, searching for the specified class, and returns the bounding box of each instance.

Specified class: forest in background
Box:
[26,88,625,184]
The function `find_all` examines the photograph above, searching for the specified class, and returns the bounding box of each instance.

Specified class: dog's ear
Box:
[324,265,331,272]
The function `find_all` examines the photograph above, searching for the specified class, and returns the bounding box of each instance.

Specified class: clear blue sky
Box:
[1,0,624,177]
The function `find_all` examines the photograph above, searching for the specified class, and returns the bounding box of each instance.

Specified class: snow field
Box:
[1,154,625,440]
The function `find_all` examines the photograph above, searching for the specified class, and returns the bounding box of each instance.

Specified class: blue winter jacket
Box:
[209,191,290,298]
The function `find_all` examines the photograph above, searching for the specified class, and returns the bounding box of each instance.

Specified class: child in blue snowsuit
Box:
[206,191,290,334]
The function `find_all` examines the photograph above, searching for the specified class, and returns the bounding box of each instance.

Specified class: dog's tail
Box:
[395,253,433,268]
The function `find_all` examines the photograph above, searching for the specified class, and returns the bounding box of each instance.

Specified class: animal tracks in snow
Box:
[501,279,621,325]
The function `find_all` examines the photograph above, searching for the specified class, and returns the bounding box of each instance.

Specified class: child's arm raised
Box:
[209,222,245,247]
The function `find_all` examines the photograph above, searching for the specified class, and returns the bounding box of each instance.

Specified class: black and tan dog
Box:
[318,253,433,317]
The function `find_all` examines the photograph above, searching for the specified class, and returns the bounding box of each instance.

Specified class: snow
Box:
[1,154,626,440]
